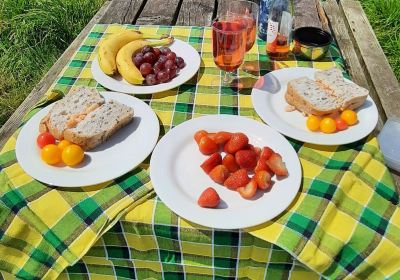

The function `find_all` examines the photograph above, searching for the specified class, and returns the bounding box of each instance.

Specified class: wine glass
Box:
[227,0,259,52]
[212,15,247,87]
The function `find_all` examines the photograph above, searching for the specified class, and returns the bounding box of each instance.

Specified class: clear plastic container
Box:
[378,118,400,172]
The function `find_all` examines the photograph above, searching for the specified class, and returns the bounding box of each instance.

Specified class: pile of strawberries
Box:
[194,130,289,208]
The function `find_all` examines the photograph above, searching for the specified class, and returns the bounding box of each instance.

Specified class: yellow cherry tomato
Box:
[41,144,62,165]
[340,109,358,126]
[57,140,72,152]
[320,117,337,134]
[306,115,321,131]
[62,144,84,166]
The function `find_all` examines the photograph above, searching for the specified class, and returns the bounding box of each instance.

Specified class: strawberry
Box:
[194,130,208,144]
[235,150,258,171]
[198,136,218,155]
[249,145,262,157]
[214,131,232,145]
[266,153,288,176]
[260,146,274,161]
[224,133,249,154]
[254,157,274,175]
[209,165,230,184]
[254,170,272,190]
[237,179,258,199]
[207,133,217,141]
[200,153,222,174]
[222,153,239,172]
[198,187,220,208]
[224,169,250,189]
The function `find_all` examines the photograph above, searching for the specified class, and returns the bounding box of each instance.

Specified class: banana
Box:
[116,37,174,85]
[98,30,162,75]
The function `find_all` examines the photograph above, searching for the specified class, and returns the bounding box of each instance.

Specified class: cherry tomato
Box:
[198,136,218,155]
[37,132,55,149]
[340,110,358,126]
[58,140,72,152]
[306,115,321,131]
[41,144,61,165]
[335,118,348,131]
[62,144,84,166]
[194,130,208,144]
[320,117,337,134]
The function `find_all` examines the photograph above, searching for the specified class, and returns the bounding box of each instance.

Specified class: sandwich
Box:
[285,68,369,116]
[39,87,134,150]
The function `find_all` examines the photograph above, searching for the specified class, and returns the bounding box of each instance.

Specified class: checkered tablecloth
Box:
[0,24,399,280]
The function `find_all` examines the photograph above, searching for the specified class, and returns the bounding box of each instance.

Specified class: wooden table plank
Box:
[176,0,216,26]
[293,0,322,29]
[340,0,400,120]
[322,0,384,130]
[0,0,113,149]
[135,0,182,25]
[99,0,146,24]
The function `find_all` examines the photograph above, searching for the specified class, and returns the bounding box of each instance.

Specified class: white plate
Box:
[91,39,201,94]
[251,67,378,145]
[150,115,302,229]
[16,91,159,187]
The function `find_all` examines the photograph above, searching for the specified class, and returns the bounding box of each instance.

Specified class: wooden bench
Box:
[1,0,399,191]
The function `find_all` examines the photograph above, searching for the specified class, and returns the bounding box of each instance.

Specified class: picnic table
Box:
[1,0,400,279]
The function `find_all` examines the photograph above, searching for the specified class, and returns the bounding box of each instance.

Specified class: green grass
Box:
[360,0,400,79]
[0,0,104,126]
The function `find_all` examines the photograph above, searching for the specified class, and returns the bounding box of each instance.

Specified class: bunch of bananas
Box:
[98,30,173,85]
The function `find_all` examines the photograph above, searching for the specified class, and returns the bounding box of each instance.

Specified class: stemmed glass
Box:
[212,15,247,87]
[227,0,259,52]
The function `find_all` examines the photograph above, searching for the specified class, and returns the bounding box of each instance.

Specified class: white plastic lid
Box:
[378,118,400,172]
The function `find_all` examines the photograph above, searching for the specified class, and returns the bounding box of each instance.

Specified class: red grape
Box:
[140,63,153,76]
[158,55,168,65]
[153,48,161,58]
[157,70,170,83]
[145,74,158,85]
[176,57,185,69]
[164,59,175,70]
[167,67,177,79]
[133,53,144,67]
[143,52,156,64]
[160,46,171,55]
[153,61,164,74]
[166,52,176,61]
[142,45,154,54]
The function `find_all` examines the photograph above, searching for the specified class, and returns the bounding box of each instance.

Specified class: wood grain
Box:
[99,0,145,23]
[293,0,322,29]
[0,0,113,149]
[176,0,216,26]
[135,0,181,25]
[340,0,400,120]
[323,0,384,130]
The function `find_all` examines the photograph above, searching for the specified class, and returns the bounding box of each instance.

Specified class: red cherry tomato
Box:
[335,118,348,131]
[37,132,56,148]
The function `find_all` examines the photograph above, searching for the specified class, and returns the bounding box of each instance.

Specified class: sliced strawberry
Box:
[266,153,288,176]
[254,170,272,190]
[209,165,230,184]
[200,153,222,174]
[198,136,218,155]
[214,131,232,145]
[224,133,249,154]
[194,130,208,144]
[237,179,258,199]
[224,169,250,189]
[250,145,262,158]
[254,157,274,175]
[207,133,217,142]
[235,149,258,171]
[222,153,240,172]
[260,146,274,161]
[198,187,220,208]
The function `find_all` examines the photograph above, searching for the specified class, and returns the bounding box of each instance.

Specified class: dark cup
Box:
[293,27,333,60]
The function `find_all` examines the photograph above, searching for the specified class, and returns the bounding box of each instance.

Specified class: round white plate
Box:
[150,115,302,229]
[251,67,378,145]
[91,39,201,94]
[16,91,159,187]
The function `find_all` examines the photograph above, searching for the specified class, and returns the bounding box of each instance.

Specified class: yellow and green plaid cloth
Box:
[1,24,399,280]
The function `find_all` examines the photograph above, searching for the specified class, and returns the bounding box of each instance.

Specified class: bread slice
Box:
[315,67,369,110]
[285,77,341,116]
[63,100,134,150]
[39,87,105,139]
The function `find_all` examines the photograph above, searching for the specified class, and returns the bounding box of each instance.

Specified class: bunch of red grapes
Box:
[133,46,186,85]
